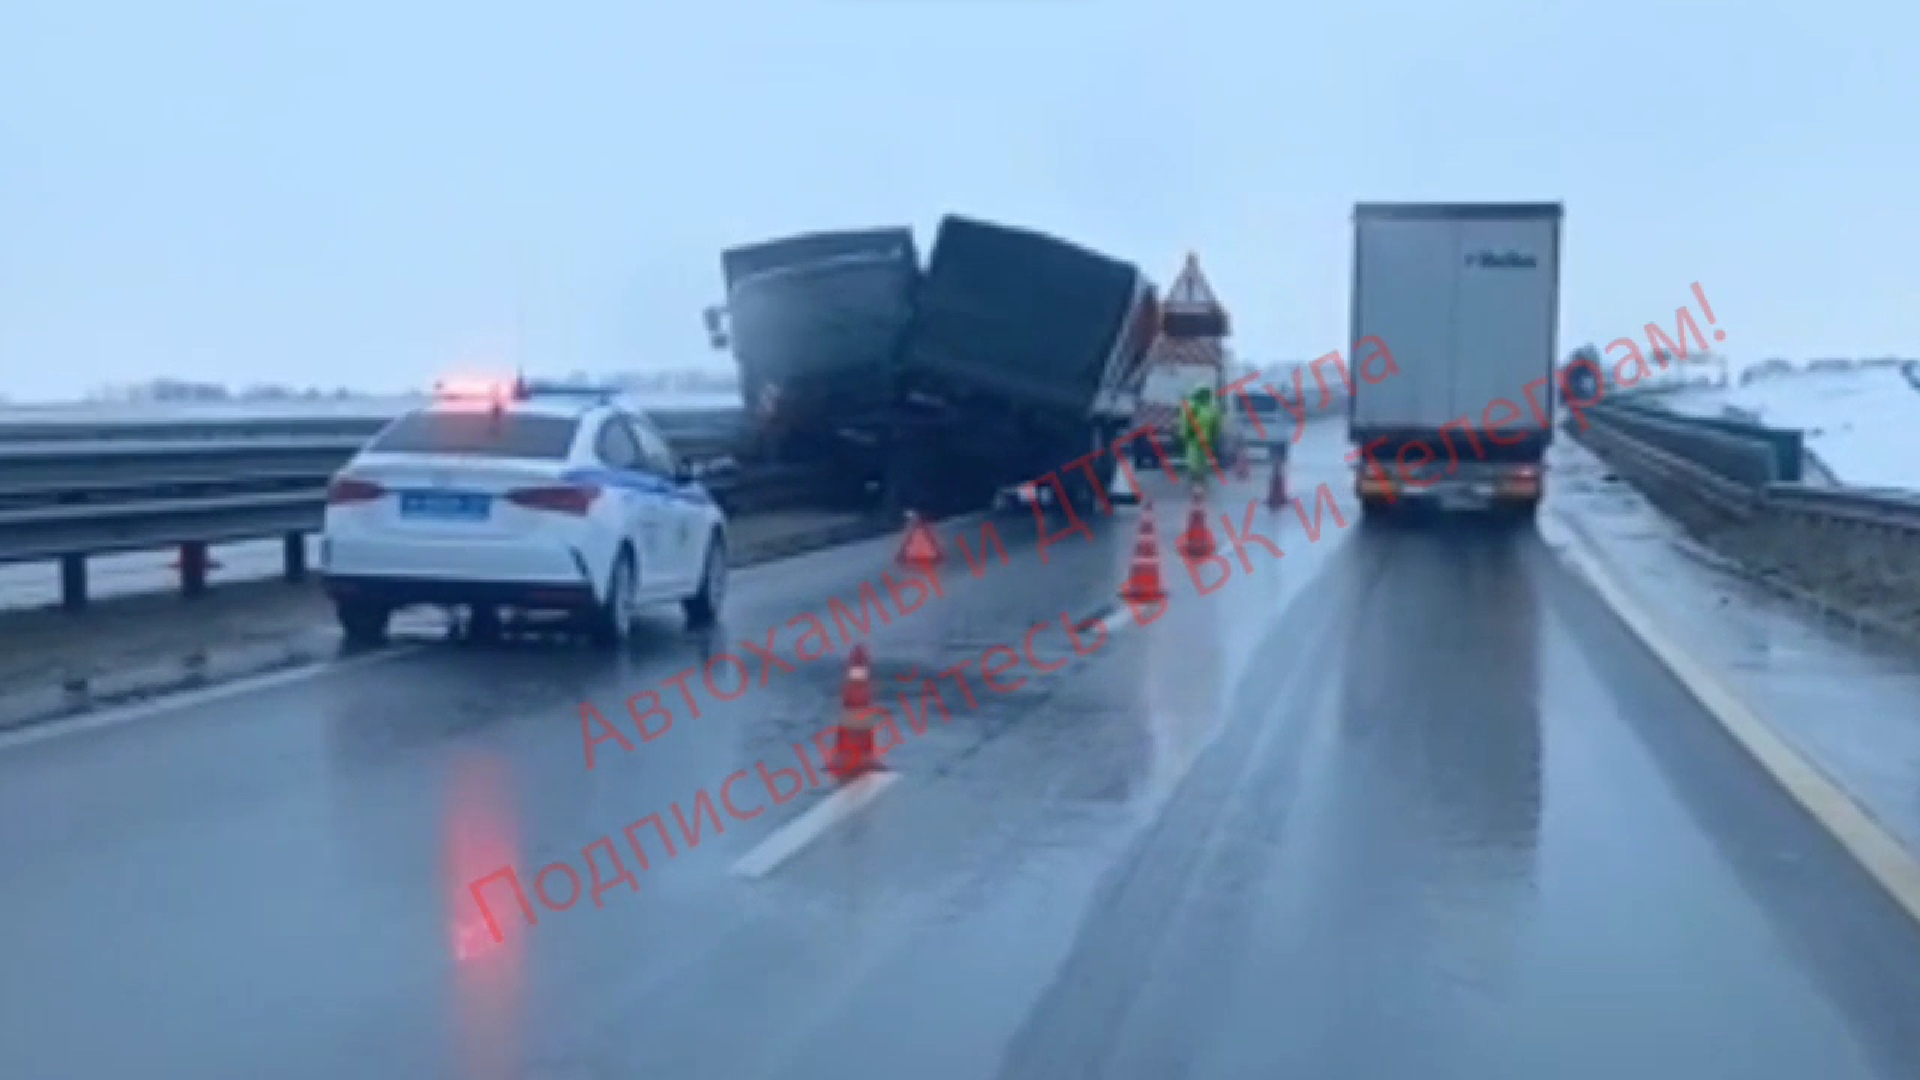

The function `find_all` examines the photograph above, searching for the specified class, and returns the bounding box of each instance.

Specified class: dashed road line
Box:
[727,594,1142,878]
[1547,509,1920,929]
[731,770,903,879]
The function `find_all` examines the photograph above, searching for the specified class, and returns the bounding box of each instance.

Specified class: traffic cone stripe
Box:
[1119,504,1167,604]
[1177,487,1215,558]
[897,511,944,567]
[830,645,880,781]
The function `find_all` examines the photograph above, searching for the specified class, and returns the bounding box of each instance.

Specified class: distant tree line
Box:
[84,367,742,404]
[1738,355,1918,386]
[1555,346,1920,392]
[86,379,357,402]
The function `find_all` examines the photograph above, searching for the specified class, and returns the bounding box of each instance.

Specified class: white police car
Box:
[320,377,729,647]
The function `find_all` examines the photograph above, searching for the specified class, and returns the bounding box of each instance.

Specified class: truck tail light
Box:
[507,484,601,516]
[327,477,387,505]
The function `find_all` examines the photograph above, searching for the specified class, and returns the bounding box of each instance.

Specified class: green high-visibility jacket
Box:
[1181,400,1222,449]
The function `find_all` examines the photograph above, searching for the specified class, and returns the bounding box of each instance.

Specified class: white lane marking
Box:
[731,770,902,879]
[1549,511,1920,928]
[0,644,423,753]
[726,597,1129,878]
[727,539,1143,879]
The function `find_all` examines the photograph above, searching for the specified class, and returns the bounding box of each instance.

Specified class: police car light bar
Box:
[433,376,527,402]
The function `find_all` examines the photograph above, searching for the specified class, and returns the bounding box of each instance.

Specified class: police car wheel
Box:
[683,535,725,630]
[337,600,390,647]
[465,606,502,643]
[1497,499,1540,525]
[589,547,636,648]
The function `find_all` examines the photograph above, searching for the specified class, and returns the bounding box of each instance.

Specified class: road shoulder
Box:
[1542,442,1920,926]
[0,509,892,733]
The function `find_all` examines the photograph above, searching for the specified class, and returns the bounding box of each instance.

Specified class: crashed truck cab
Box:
[891,215,1160,518]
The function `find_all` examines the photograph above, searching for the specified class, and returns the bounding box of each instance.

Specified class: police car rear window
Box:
[369,411,578,459]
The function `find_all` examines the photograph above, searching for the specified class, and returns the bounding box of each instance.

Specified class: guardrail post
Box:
[60,555,87,611]
[283,532,307,581]
[178,542,209,597]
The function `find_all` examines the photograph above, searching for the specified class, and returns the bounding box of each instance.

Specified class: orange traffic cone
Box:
[1266,457,1289,508]
[827,644,878,781]
[1119,504,1168,604]
[897,511,942,568]
[1177,486,1215,559]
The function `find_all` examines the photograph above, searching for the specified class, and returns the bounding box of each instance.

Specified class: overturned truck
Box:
[892,216,1160,515]
[714,215,1159,518]
[718,228,920,508]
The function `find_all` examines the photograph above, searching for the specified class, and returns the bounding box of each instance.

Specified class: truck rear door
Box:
[1350,214,1460,434]
[1451,214,1560,441]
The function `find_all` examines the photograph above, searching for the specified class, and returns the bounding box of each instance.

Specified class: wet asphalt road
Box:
[4,426,1920,1080]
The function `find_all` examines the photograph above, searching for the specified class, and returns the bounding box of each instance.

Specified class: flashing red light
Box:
[327,476,387,504]
[434,376,526,403]
[506,484,600,516]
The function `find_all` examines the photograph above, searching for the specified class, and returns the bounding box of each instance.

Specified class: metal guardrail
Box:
[1621,401,1806,484]
[0,382,1343,609]
[1762,482,1920,533]
[1584,403,1793,487]
[0,405,803,609]
[0,407,749,452]
[1583,400,1920,537]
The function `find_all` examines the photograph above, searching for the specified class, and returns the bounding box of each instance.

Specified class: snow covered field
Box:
[1657,364,1920,493]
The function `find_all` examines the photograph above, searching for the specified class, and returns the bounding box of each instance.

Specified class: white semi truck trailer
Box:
[1348,201,1564,521]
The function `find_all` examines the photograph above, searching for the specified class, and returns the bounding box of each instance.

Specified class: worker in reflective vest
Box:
[1180,386,1224,480]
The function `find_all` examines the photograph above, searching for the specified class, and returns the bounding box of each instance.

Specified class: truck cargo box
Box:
[720,228,920,442]
[1348,202,1563,518]
[902,215,1149,418]
[1349,202,1561,450]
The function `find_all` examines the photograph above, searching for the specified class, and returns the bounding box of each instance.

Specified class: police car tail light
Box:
[506,484,601,516]
[327,476,387,505]
[1499,464,1543,494]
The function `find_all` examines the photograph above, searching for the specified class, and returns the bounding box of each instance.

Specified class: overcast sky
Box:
[1,0,1911,401]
